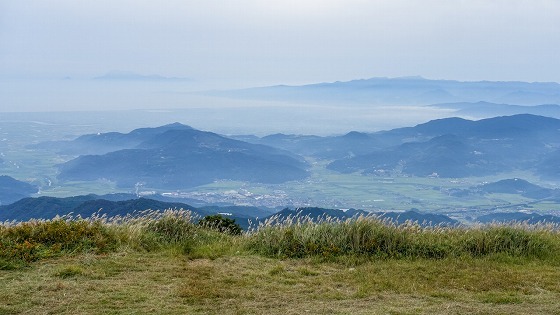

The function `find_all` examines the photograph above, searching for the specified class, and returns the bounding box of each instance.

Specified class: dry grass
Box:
[1,252,560,314]
[248,215,560,260]
[0,252,197,314]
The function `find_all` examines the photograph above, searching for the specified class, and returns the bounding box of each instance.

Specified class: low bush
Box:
[198,215,242,235]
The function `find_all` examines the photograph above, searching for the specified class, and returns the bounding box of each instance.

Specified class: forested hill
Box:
[35,123,310,189]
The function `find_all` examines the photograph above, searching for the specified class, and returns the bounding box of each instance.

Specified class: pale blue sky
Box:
[1,0,559,112]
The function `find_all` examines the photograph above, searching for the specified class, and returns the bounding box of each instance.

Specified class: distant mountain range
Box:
[207,77,560,106]
[45,123,309,189]
[0,194,199,222]
[479,178,559,199]
[38,114,560,189]
[0,176,38,206]
[327,114,560,178]
[428,102,560,119]
[31,122,195,155]
[94,71,191,82]
[2,191,557,228]
[0,196,458,228]
[0,194,277,228]
[238,114,560,179]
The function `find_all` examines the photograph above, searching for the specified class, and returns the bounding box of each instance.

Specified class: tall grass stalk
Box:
[247,214,560,260]
[106,209,197,251]
[2,209,559,269]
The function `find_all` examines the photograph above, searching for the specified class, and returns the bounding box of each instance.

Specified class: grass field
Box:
[1,211,560,314]
[2,253,560,314]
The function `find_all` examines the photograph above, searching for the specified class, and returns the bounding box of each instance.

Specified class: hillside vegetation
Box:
[1,211,560,314]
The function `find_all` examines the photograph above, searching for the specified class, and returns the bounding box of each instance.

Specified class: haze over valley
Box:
[3,2,560,313]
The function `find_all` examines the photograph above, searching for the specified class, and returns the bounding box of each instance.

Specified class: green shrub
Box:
[198,215,242,235]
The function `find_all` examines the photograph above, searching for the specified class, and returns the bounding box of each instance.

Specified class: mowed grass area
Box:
[1,211,560,314]
[2,253,560,314]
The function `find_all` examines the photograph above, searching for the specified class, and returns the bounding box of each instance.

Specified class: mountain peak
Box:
[161,122,193,129]
[342,131,370,140]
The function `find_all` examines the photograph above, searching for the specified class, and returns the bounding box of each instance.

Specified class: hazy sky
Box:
[1,0,560,112]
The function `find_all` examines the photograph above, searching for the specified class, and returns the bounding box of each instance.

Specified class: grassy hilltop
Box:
[1,211,560,314]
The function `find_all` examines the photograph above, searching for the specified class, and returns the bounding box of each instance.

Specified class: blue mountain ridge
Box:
[53,123,309,189]
[207,77,560,106]
[0,176,38,206]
